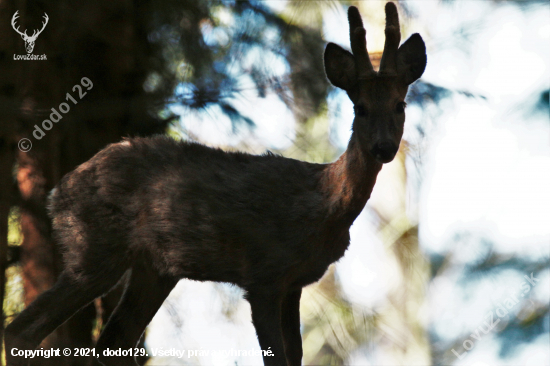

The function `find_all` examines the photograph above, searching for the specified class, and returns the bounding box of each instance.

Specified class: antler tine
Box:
[34,13,49,38]
[379,2,401,75]
[11,11,27,37]
[348,6,374,79]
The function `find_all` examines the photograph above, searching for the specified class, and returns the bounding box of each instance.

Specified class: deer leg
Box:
[5,268,126,366]
[281,289,302,366]
[246,290,287,366]
[95,262,177,366]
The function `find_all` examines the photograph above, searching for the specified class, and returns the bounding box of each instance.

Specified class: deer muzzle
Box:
[370,141,398,163]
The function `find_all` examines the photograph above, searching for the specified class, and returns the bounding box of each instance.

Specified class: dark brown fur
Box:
[4,4,426,366]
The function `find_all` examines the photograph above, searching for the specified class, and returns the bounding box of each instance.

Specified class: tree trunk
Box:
[1,0,169,364]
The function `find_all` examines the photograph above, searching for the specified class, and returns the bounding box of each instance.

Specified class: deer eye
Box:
[355,105,367,117]
[396,102,407,114]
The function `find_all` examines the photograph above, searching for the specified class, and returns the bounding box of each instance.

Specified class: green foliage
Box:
[144,0,329,128]
[4,208,24,329]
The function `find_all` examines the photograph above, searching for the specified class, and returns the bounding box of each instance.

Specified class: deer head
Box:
[11,11,49,54]
[324,3,426,163]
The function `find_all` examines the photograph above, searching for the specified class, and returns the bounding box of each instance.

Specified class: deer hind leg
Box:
[95,261,177,366]
[4,265,127,366]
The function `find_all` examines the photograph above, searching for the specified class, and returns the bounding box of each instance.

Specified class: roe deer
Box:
[4,3,426,366]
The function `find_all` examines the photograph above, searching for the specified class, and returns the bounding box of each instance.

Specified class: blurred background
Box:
[0,0,548,365]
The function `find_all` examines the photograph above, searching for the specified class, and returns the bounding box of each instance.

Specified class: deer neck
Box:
[321,134,382,221]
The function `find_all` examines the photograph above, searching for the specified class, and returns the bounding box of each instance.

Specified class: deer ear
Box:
[324,43,356,91]
[396,33,427,85]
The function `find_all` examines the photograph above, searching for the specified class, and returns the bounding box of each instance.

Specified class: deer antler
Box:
[29,13,49,40]
[11,11,48,41]
[379,2,401,75]
[348,6,375,79]
[11,11,28,38]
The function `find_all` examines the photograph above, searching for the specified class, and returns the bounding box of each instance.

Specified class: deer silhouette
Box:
[11,11,49,54]
[4,3,426,366]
